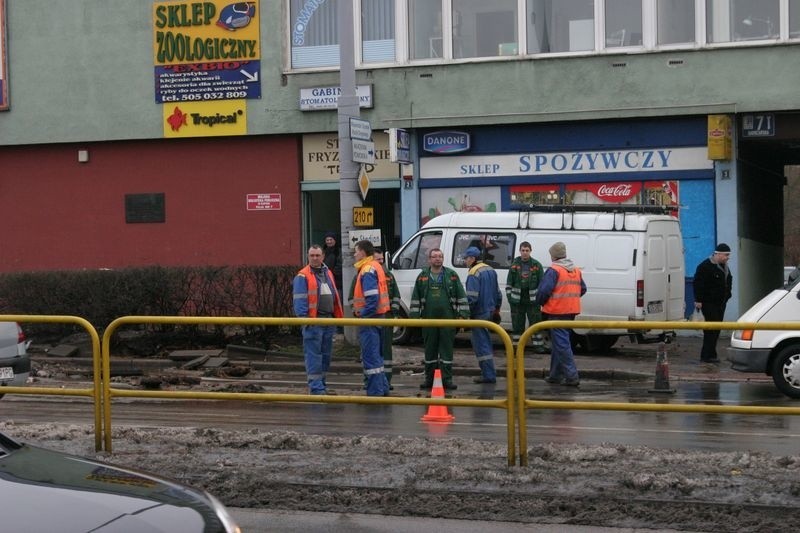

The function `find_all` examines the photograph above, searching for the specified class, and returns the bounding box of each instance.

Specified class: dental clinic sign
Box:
[420,147,713,178]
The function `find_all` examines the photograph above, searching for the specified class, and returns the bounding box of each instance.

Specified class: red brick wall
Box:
[0,136,302,273]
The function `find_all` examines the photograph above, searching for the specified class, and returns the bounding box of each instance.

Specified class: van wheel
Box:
[392,309,415,345]
[586,335,619,353]
[770,346,800,399]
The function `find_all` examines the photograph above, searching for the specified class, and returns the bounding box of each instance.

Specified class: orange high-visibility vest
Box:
[352,260,390,315]
[298,265,344,318]
[542,264,582,315]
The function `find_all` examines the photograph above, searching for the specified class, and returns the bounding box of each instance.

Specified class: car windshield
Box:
[786,267,800,289]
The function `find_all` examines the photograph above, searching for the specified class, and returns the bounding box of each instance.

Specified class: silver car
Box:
[0,322,29,392]
[0,431,241,532]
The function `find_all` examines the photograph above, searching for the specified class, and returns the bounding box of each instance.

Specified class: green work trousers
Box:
[422,326,456,383]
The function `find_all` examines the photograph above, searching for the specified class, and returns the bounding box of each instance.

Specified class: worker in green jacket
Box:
[506,241,546,353]
[410,248,470,390]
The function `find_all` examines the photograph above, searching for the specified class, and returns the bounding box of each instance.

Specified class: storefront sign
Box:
[707,115,732,160]
[163,100,247,137]
[302,132,398,181]
[581,182,642,202]
[389,128,412,163]
[423,131,470,154]
[299,85,373,111]
[247,193,281,211]
[420,147,712,179]
[153,1,261,103]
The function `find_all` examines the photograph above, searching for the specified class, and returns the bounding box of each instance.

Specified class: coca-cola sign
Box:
[588,182,641,202]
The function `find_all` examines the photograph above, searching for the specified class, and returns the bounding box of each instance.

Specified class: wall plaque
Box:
[125,193,165,223]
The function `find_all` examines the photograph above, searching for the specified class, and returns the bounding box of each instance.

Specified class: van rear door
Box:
[642,221,685,321]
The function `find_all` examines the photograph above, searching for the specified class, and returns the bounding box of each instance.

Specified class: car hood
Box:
[0,443,226,532]
[735,289,789,323]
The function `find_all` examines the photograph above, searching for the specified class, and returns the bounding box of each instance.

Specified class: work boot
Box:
[443,381,458,390]
[419,380,433,390]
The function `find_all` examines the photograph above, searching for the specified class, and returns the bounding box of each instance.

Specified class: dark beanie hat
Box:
[324,231,337,240]
[715,243,731,254]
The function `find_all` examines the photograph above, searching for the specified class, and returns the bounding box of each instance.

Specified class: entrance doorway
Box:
[303,187,400,253]
[737,112,800,309]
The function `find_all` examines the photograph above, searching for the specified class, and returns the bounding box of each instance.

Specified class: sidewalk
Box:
[389,331,770,384]
[31,330,770,389]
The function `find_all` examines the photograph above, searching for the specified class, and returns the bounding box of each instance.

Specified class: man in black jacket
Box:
[693,243,733,363]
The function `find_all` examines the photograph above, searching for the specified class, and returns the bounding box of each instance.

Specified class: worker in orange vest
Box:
[351,240,391,396]
[292,244,344,395]
[536,241,587,387]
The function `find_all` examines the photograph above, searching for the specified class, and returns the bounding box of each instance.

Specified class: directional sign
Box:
[353,206,374,227]
[352,139,375,164]
[349,229,382,249]
[349,117,372,141]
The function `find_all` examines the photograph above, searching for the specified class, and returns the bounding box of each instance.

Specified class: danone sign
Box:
[423,131,470,154]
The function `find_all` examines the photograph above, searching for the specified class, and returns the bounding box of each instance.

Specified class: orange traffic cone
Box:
[648,342,676,394]
[421,368,455,423]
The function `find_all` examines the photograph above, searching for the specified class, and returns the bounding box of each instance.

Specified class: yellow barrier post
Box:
[1,314,102,451]
[516,320,800,467]
[101,316,517,463]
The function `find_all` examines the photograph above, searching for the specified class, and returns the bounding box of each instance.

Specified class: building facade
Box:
[2,1,800,317]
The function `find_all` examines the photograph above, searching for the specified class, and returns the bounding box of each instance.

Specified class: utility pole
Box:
[338,0,360,344]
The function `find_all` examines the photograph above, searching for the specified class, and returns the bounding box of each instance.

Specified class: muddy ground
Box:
[1,421,798,532]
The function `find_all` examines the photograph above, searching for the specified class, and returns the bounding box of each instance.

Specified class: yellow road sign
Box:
[358,165,370,200]
[353,207,374,227]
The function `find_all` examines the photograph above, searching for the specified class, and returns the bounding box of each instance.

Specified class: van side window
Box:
[453,233,516,269]
[392,231,442,270]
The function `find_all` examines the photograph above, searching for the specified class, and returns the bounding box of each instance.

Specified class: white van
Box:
[728,267,800,398]
[389,208,685,350]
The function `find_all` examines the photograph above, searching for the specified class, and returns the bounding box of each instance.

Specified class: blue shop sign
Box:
[155,61,261,103]
[423,131,471,154]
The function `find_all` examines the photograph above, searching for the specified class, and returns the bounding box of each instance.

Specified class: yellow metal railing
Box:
[0,314,102,451]
[10,313,800,466]
[101,316,516,461]
[515,320,800,466]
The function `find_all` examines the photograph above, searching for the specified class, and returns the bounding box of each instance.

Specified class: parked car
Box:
[729,267,800,399]
[0,322,30,395]
[0,430,240,532]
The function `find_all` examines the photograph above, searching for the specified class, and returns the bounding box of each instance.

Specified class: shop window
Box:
[454,232,516,269]
[605,0,642,48]
[510,185,562,207]
[657,0,695,45]
[452,0,517,59]
[526,0,595,54]
[791,0,800,38]
[362,0,396,63]
[706,0,779,43]
[291,0,340,69]
[409,0,444,59]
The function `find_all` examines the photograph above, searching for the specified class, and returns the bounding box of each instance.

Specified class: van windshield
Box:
[392,231,442,271]
[454,232,516,269]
